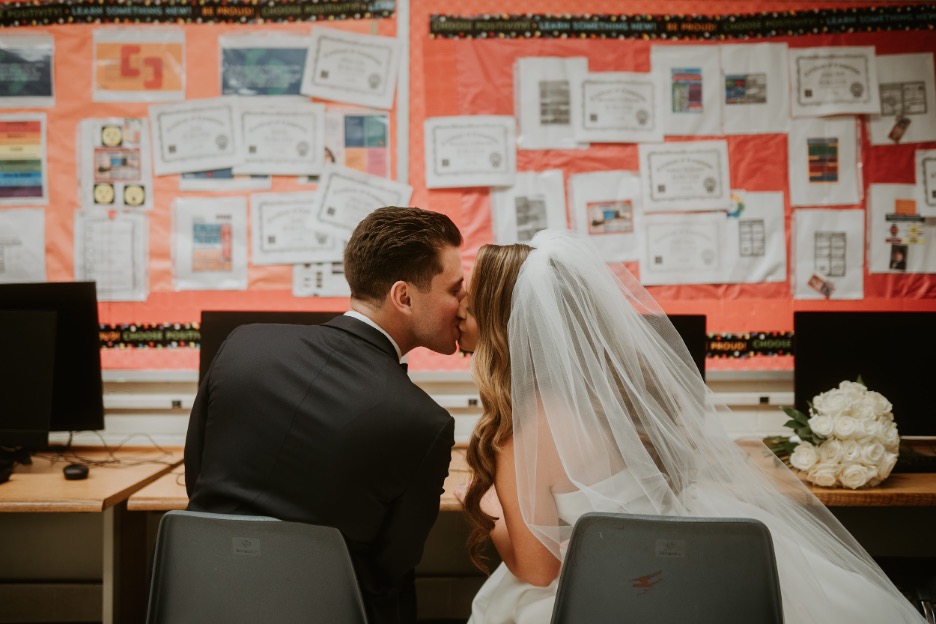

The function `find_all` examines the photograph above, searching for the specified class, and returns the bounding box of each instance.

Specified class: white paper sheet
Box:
[74,209,148,302]
[149,97,241,176]
[250,192,343,265]
[570,71,663,143]
[78,117,153,211]
[92,28,185,103]
[639,140,731,211]
[515,56,588,150]
[171,197,248,290]
[568,170,641,262]
[867,183,936,274]
[424,116,516,189]
[788,117,861,207]
[0,207,45,282]
[0,34,54,108]
[720,43,790,135]
[793,208,864,300]
[915,148,936,217]
[311,163,413,240]
[868,53,936,146]
[789,46,880,117]
[722,190,787,283]
[233,97,326,176]
[639,211,726,285]
[0,113,47,206]
[293,261,351,297]
[301,28,400,110]
[490,170,567,244]
[651,45,722,136]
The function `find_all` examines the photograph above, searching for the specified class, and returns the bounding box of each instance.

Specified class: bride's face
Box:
[457,290,479,354]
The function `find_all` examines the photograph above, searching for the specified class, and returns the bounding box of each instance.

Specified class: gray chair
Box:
[550,512,784,624]
[146,510,368,624]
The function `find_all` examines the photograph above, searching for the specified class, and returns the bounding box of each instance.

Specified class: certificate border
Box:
[430,123,511,179]
[256,198,334,255]
[580,78,657,133]
[646,148,726,203]
[794,53,872,107]
[308,33,394,100]
[156,104,237,163]
[316,169,409,230]
[240,109,321,166]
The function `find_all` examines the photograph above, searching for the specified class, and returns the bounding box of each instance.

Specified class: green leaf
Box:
[856,374,865,386]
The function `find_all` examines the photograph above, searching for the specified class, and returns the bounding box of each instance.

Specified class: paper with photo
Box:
[312,164,412,240]
[293,262,350,298]
[640,211,725,286]
[568,170,641,262]
[867,183,936,274]
[172,197,248,290]
[0,207,45,282]
[78,117,153,211]
[301,28,400,110]
[299,107,391,183]
[570,70,663,143]
[93,28,185,102]
[788,117,860,207]
[915,149,936,217]
[722,190,786,283]
[179,168,271,192]
[424,116,516,189]
[789,46,880,117]
[868,53,936,146]
[651,45,722,136]
[149,97,241,176]
[74,209,148,302]
[639,140,731,211]
[220,31,308,96]
[490,170,566,244]
[0,113,46,205]
[515,56,588,150]
[0,34,54,108]
[250,192,343,265]
[234,97,326,176]
[793,208,864,300]
[720,43,790,135]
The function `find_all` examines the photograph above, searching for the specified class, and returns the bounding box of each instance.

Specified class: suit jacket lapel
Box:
[324,315,400,363]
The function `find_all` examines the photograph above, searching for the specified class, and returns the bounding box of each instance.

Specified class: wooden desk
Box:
[0,448,182,624]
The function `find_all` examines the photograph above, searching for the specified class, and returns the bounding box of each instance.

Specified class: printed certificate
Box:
[301,29,400,110]
[424,115,516,189]
[172,197,247,290]
[149,97,241,176]
[570,71,663,143]
[0,34,54,108]
[790,46,880,117]
[79,117,153,210]
[312,164,412,239]
[639,140,731,211]
[640,212,725,286]
[234,97,326,176]
[250,192,343,265]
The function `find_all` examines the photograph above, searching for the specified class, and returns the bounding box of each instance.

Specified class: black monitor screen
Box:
[0,310,56,451]
[794,311,936,438]
[0,282,104,433]
[667,314,707,381]
[199,310,342,383]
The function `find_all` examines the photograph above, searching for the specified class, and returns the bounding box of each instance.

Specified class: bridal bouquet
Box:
[768,379,900,489]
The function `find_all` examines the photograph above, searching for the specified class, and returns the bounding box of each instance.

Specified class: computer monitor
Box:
[199,310,342,382]
[0,282,105,435]
[667,314,707,380]
[0,310,57,455]
[794,311,936,438]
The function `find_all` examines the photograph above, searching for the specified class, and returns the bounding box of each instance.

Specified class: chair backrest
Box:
[146,510,368,624]
[550,512,784,624]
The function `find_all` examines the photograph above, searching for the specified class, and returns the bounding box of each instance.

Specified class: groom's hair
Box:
[344,206,462,304]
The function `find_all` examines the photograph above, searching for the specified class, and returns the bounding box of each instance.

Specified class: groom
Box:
[184,207,465,624]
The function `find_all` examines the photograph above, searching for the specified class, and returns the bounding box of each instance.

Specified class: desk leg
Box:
[102,507,114,624]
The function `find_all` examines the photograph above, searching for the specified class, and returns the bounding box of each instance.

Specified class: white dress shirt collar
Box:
[343,310,405,364]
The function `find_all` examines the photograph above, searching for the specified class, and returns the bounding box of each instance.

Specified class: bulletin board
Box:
[0,0,934,373]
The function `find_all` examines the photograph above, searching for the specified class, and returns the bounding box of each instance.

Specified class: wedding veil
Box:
[508,230,923,623]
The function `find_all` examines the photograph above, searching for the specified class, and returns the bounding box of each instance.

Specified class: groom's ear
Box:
[388,280,413,314]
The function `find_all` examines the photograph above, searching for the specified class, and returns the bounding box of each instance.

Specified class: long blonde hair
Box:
[463,243,531,572]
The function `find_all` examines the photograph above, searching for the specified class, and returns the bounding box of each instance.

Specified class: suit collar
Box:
[325,315,400,363]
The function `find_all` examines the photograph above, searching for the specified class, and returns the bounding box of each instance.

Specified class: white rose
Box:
[855,417,883,443]
[818,439,843,463]
[840,440,862,463]
[790,442,819,471]
[877,452,898,481]
[808,414,834,438]
[812,389,851,419]
[832,416,860,440]
[860,441,886,465]
[838,463,873,489]
[838,380,867,396]
[881,422,900,449]
[850,400,877,421]
[868,391,893,416]
[806,462,838,487]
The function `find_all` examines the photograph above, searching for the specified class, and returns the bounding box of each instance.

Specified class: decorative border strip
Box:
[0,0,394,27]
[429,6,935,40]
[709,332,793,359]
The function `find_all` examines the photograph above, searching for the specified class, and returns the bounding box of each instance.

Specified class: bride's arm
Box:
[489,437,561,586]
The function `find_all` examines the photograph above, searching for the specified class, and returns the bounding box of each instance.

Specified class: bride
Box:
[456,230,925,624]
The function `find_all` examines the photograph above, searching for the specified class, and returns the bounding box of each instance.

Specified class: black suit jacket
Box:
[184,316,455,624]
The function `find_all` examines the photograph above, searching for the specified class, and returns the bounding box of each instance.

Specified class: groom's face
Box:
[409,244,465,355]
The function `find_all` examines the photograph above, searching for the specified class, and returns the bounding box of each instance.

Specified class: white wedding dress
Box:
[467,470,921,624]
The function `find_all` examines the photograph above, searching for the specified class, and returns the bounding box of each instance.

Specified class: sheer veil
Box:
[508,230,923,623]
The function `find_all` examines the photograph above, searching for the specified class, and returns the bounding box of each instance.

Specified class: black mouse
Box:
[63,463,89,480]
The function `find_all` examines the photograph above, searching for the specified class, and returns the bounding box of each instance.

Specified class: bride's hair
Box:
[464,243,531,573]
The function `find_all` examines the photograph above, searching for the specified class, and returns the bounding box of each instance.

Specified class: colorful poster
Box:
[0,114,46,205]
[220,32,308,96]
[0,34,54,107]
[79,117,154,210]
[93,28,185,102]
